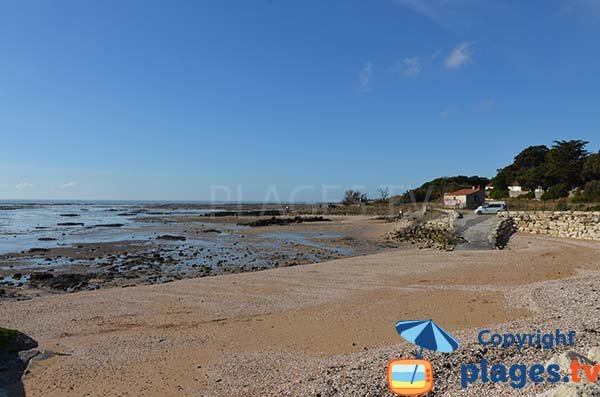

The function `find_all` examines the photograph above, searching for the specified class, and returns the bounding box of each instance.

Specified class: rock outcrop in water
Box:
[156,235,187,241]
[29,273,99,292]
[27,248,50,254]
[239,216,331,227]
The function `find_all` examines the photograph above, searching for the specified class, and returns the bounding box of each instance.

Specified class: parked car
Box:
[474,202,507,215]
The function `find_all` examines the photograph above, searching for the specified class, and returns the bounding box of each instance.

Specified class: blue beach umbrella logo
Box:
[387,320,459,395]
[395,319,459,357]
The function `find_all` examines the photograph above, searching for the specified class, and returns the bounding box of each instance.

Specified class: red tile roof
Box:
[445,188,482,196]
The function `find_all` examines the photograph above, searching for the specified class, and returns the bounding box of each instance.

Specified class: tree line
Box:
[339,140,600,205]
[491,140,600,201]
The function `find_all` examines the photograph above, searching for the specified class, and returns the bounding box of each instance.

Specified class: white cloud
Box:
[60,181,79,190]
[16,182,33,190]
[391,49,442,78]
[358,62,374,93]
[392,57,423,78]
[440,110,450,119]
[444,42,473,69]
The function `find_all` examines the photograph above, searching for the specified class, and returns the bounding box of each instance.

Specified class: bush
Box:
[342,190,367,205]
[584,180,600,202]
[556,198,569,211]
[489,188,507,200]
[584,153,600,181]
[541,183,569,201]
[571,188,588,203]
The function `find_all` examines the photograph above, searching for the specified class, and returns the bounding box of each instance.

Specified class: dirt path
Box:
[1,234,599,396]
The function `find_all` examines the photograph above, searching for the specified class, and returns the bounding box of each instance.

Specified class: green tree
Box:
[512,145,549,190]
[491,145,549,195]
[513,145,549,169]
[545,140,589,188]
[541,183,569,201]
[489,187,507,200]
[583,153,600,182]
[400,175,490,202]
[490,166,514,197]
[516,166,546,191]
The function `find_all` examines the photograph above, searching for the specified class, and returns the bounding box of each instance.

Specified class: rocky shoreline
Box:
[0,215,398,301]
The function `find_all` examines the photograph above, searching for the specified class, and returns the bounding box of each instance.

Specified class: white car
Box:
[475,202,507,215]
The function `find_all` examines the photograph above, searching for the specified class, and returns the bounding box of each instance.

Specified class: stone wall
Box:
[488,216,517,249]
[503,211,600,240]
[390,210,462,250]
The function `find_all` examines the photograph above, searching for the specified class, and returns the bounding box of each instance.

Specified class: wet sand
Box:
[1,233,599,396]
[1,216,398,299]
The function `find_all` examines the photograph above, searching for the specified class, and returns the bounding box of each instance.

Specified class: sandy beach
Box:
[2,230,599,396]
[3,2,600,395]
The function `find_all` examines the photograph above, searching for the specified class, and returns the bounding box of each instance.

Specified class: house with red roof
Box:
[443,187,486,209]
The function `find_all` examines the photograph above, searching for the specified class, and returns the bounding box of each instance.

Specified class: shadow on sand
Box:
[0,328,38,397]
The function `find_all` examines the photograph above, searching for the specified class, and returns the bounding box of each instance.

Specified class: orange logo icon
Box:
[387,358,434,396]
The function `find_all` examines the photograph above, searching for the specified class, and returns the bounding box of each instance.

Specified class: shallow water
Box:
[0,203,216,255]
[0,203,363,292]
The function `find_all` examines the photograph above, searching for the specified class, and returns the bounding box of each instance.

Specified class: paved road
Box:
[454,214,498,250]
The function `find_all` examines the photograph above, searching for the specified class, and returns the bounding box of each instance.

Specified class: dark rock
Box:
[29,273,95,291]
[59,214,80,217]
[204,209,283,217]
[27,248,50,254]
[156,235,187,241]
[239,216,331,227]
[57,222,84,226]
[29,272,54,282]
[37,237,57,241]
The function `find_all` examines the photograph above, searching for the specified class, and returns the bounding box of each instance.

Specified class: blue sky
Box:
[1,0,599,201]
